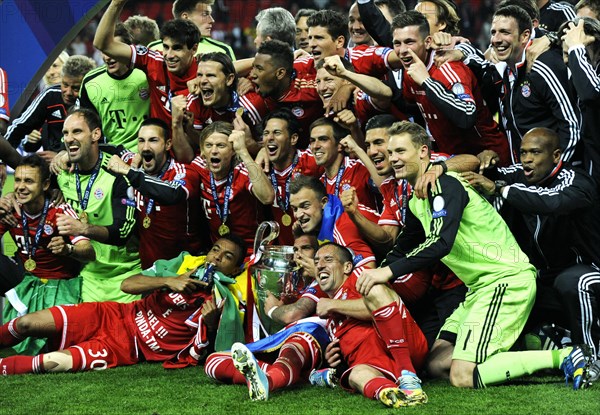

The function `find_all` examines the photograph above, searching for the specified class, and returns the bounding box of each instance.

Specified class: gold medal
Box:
[218,223,230,236]
[143,216,151,229]
[281,213,292,227]
[80,211,88,224]
[24,258,36,272]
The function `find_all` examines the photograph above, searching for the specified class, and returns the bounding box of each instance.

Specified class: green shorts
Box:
[439,272,536,363]
[3,273,82,355]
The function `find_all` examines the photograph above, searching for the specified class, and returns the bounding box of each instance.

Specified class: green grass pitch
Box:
[1,362,599,415]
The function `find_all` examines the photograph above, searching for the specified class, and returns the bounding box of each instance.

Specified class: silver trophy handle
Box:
[252,221,280,263]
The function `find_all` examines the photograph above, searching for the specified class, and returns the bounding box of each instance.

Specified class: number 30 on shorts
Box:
[88,348,108,370]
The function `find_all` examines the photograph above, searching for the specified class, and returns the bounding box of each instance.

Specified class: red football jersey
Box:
[378,153,449,227]
[0,203,87,279]
[293,45,392,79]
[402,55,510,163]
[239,78,322,149]
[293,55,316,79]
[269,149,323,245]
[353,90,386,130]
[128,289,211,361]
[129,44,197,125]
[186,94,237,132]
[325,268,372,353]
[131,159,206,269]
[321,156,377,211]
[190,157,264,255]
[299,280,328,304]
[333,209,378,268]
[345,44,393,78]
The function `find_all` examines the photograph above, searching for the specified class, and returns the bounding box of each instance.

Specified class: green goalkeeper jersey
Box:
[79,66,150,151]
[58,152,142,302]
[387,172,536,290]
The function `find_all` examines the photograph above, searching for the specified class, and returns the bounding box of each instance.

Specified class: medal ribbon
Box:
[145,158,172,217]
[75,152,103,211]
[210,170,234,225]
[21,198,50,259]
[321,161,346,197]
[270,153,298,213]
[394,180,409,225]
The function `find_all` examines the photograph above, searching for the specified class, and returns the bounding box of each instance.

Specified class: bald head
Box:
[522,127,560,151]
[520,127,561,184]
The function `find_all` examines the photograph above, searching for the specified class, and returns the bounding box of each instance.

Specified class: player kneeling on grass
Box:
[0,234,247,375]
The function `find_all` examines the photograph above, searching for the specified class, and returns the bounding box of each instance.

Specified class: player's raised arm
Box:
[230,127,274,205]
[93,0,133,65]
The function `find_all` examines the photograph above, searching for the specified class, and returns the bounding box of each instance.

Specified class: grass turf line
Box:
[1,362,599,415]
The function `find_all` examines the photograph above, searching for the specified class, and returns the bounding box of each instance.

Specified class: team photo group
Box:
[0,0,599,410]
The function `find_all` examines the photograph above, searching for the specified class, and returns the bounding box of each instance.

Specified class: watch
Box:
[494,180,507,195]
[432,160,448,174]
[545,31,559,46]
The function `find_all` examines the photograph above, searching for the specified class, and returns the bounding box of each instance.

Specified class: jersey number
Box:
[88,348,109,370]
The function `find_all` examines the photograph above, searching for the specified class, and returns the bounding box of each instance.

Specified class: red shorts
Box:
[339,310,428,389]
[50,302,139,371]
[391,269,433,305]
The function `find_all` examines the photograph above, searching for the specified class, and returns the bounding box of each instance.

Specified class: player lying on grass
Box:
[0,234,246,375]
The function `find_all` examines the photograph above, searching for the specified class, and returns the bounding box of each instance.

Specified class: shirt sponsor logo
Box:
[94,188,104,199]
[291,106,305,117]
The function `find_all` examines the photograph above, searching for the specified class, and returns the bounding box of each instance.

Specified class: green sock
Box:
[475,349,570,388]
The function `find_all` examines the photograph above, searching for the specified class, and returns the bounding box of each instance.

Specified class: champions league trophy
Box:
[252,221,300,335]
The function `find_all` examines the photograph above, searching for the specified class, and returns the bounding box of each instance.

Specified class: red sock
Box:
[0,318,24,347]
[267,333,319,391]
[0,354,45,375]
[205,352,246,384]
[372,301,415,375]
[363,377,397,400]
[205,352,272,385]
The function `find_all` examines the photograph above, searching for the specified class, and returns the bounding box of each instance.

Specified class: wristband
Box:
[267,305,279,319]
